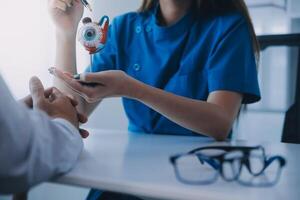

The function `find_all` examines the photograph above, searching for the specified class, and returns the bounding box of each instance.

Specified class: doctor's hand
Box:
[27,77,89,138]
[53,68,138,102]
[48,0,84,35]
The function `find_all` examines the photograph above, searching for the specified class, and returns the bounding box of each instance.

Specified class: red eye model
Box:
[78,16,110,54]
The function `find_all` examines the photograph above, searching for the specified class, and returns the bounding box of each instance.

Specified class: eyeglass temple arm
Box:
[189,145,264,154]
[264,156,286,170]
[196,155,220,170]
[169,154,220,171]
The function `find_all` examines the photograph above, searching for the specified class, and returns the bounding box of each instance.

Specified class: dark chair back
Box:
[258,33,300,144]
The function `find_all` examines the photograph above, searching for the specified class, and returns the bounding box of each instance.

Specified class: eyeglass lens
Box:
[222,151,243,181]
[238,157,282,186]
[246,147,266,175]
[175,154,219,184]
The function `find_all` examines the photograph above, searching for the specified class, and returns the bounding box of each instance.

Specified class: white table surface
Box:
[54,129,300,200]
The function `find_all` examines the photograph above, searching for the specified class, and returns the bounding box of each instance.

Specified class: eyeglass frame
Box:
[169,145,286,186]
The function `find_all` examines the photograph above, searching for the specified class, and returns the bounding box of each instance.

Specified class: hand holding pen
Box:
[49,0,91,35]
[49,0,92,12]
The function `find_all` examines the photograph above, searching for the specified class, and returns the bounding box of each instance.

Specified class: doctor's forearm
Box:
[54,34,95,115]
[128,81,234,141]
[55,33,77,74]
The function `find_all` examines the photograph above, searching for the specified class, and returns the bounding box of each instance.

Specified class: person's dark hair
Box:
[138,0,260,62]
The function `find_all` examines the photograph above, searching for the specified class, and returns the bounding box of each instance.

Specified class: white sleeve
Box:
[0,76,83,194]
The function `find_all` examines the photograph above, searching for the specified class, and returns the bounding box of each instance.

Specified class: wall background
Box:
[0,0,299,199]
[0,1,139,199]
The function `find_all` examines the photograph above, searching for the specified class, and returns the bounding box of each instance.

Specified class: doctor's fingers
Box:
[49,0,74,11]
[80,73,104,83]
[29,77,46,106]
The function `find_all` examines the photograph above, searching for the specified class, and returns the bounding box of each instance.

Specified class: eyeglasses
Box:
[169,145,286,187]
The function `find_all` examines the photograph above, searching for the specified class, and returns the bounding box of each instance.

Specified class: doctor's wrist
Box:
[56,31,77,42]
[125,78,148,101]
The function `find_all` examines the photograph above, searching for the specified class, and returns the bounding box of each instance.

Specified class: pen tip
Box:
[87,4,92,11]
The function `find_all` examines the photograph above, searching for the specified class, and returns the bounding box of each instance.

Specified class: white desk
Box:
[54,129,300,200]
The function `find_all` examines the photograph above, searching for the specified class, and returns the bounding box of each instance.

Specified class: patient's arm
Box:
[0,76,83,194]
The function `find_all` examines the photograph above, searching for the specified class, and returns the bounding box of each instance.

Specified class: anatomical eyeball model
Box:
[78,16,109,54]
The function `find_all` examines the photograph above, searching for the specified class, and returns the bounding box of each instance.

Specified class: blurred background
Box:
[0,0,299,199]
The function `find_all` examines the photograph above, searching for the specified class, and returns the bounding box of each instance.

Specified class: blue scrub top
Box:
[88,7,261,136]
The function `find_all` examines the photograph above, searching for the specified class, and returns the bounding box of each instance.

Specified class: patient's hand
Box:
[21,87,54,109]
[22,76,89,138]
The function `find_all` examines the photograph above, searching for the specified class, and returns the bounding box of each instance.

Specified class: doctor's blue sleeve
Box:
[86,19,118,73]
[206,19,261,104]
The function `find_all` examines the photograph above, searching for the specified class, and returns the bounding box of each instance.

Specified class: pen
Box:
[73,74,102,87]
[73,74,81,80]
[81,0,92,12]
